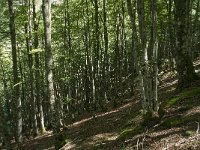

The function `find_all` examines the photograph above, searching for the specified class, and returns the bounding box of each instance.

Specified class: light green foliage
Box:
[62,97,73,105]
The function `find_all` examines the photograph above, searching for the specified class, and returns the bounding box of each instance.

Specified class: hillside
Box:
[1,1,200,150]
[2,59,199,150]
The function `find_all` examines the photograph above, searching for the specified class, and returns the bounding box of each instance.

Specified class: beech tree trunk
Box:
[174,0,199,90]
[33,0,45,133]
[137,0,149,112]
[7,0,22,144]
[137,0,158,114]
[150,0,158,112]
[42,0,60,132]
[26,0,38,136]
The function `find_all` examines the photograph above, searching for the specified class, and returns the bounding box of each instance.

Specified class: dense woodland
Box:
[0,0,200,149]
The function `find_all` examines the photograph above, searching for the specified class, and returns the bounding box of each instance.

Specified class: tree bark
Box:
[137,0,149,112]
[42,0,60,132]
[150,0,158,112]
[26,0,38,136]
[102,0,109,103]
[7,0,22,143]
[33,0,45,133]
[174,0,199,90]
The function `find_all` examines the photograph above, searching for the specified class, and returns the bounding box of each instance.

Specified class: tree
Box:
[7,0,22,144]
[25,0,38,136]
[42,0,60,132]
[0,61,12,149]
[33,0,45,133]
[174,0,199,90]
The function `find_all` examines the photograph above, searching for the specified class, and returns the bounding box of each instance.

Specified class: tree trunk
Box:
[102,0,109,103]
[42,0,60,133]
[150,0,158,112]
[127,0,138,93]
[26,0,38,136]
[192,0,200,59]
[94,0,100,110]
[0,64,12,150]
[7,0,22,144]
[174,0,199,90]
[137,0,149,112]
[33,0,45,133]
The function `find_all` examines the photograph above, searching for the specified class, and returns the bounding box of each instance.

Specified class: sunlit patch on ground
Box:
[159,79,177,91]
[151,133,200,150]
[184,106,200,117]
[84,132,118,145]
[60,143,76,150]
[149,127,183,138]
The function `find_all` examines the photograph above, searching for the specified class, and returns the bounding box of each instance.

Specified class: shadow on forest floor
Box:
[1,58,200,150]
[60,98,141,150]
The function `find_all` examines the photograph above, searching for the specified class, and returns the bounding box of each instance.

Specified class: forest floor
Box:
[2,59,200,150]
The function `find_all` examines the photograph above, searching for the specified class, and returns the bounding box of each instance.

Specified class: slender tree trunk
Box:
[192,0,200,59]
[26,0,38,136]
[42,0,60,133]
[127,0,138,93]
[102,0,109,108]
[7,0,22,144]
[94,0,100,109]
[33,0,45,133]
[0,64,11,150]
[150,0,158,112]
[84,0,92,111]
[167,0,176,71]
[113,5,121,106]
[137,0,149,112]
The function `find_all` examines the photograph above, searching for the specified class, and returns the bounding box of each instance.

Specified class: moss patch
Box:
[165,87,200,108]
[123,113,143,129]
[39,127,46,134]
[184,130,196,136]
[161,115,197,128]
[117,126,142,141]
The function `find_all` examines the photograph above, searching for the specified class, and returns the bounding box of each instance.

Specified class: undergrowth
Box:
[165,87,200,108]
[117,87,200,144]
